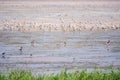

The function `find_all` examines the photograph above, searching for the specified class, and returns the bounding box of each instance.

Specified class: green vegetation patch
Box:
[0,69,120,80]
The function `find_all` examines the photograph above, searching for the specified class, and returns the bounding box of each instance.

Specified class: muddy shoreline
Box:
[0,0,120,32]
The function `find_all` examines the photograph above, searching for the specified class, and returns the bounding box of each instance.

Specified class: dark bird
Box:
[72,57,75,63]
[30,54,32,57]
[2,52,5,58]
[31,40,35,47]
[106,40,111,51]
[19,47,23,51]
[19,47,23,54]
[2,52,5,55]
[106,40,110,45]
[64,42,66,47]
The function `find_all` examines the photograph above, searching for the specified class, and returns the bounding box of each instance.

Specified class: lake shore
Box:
[0,0,120,75]
[0,0,120,32]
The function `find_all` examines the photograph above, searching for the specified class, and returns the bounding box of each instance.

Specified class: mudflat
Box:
[0,0,120,32]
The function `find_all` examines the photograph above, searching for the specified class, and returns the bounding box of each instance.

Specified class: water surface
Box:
[0,30,120,74]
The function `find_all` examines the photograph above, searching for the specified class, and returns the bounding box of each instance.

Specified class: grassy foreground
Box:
[0,69,120,80]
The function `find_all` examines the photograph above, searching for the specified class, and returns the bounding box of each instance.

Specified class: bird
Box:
[72,57,75,63]
[2,52,6,58]
[106,40,111,45]
[30,54,32,57]
[31,40,35,47]
[64,41,66,47]
[106,40,111,51]
[19,47,23,51]
[2,52,5,55]
[19,47,23,54]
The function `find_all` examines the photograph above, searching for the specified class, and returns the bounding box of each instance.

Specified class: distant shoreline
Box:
[0,0,120,32]
[0,19,120,32]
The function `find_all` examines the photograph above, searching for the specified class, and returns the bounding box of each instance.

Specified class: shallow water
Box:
[0,30,120,74]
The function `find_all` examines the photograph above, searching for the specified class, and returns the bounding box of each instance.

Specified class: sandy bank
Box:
[0,19,120,32]
[0,0,120,32]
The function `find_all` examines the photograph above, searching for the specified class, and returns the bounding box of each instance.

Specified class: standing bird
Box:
[2,52,5,58]
[106,40,111,45]
[64,41,66,47]
[72,57,75,63]
[31,40,35,47]
[106,40,111,51]
[19,47,23,54]
[30,54,32,57]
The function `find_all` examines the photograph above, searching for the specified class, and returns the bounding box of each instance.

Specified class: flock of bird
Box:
[1,40,68,59]
[1,39,111,64]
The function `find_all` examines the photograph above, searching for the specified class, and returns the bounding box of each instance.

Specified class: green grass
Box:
[0,69,120,80]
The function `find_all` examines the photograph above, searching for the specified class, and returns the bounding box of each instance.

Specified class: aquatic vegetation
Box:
[0,69,120,80]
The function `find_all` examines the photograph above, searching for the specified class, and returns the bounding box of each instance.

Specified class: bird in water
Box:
[19,46,23,51]
[19,47,23,54]
[30,54,32,57]
[106,40,111,45]
[64,41,66,47]
[2,52,5,58]
[106,40,111,51]
[31,40,35,47]
[72,57,75,63]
